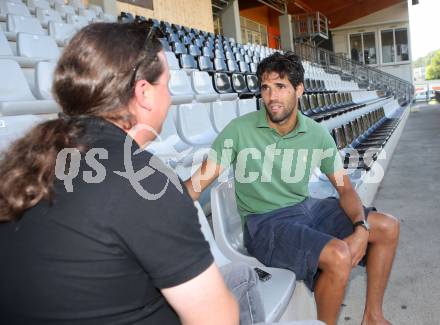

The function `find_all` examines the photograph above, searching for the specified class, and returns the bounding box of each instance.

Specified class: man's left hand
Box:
[343,228,369,267]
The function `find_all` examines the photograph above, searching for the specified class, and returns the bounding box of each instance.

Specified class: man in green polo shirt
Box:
[185,52,399,325]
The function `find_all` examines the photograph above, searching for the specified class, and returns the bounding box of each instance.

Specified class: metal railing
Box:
[292,12,329,41]
[294,42,414,103]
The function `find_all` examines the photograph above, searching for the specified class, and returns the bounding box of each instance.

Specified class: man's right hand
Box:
[184,159,223,201]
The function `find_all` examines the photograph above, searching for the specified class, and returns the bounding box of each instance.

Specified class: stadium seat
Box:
[0,2,31,21]
[5,14,45,41]
[48,21,76,46]
[190,70,219,103]
[66,13,88,29]
[34,60,55,100]
[0,59,59,115]
[169,69,194,105]
[210,178,317,321]
[54,3,76,19]
[237,97,257,116]
[69,0,85,11]
[17,32,60,61]
[78,8,97,22]
[27,0,51,13]
[0,114,48,153]
[35,8,62,28]
[210,100,237,133]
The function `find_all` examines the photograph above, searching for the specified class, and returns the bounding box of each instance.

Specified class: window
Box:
[240,16,268,46]
[381,28,409,64]
[349,32,377,65]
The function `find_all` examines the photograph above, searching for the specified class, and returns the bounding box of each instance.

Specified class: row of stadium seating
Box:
[0,1,411,321]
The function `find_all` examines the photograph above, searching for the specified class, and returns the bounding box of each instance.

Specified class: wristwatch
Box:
[353,219,370,232]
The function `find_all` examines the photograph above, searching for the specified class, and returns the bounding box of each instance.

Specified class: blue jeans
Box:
[220,262,265,324]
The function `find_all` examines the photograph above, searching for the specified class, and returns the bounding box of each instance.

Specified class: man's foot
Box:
[361,315,392,325]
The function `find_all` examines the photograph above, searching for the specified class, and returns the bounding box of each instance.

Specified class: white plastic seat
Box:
[48,21,76,46]
[34,60,55,100]
[78,8,96,21]
[0,2,30,21]
[210,100,237,133]
[5,14,45,41]
[164,51,180,70]
[35,8,62,28]
[169,69,194,105]
[17,32,60,61]
[27,0,51,13]
[194,201,304,323]
[176,102,217,146]
[100,12,117,22]
[66,13,88,29]
[68,0,84,10]
[50,0,65,8]
[211,177,318,320]
[190,70,219,103]
[0,59,59,115]
[88,4,103,15]
[237,97,256,116]
[54,4,75,19]
[0,30,14,56]
[0,114,47,153]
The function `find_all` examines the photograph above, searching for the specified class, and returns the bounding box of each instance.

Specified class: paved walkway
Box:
[341,102,440,324]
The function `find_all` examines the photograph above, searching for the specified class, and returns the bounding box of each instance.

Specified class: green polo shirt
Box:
[209,109,343,224]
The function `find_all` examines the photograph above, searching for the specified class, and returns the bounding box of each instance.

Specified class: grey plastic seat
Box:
[211,178,318,320]
[0,59,59,115]
[5,14,45,41]
[36,8,62,28]
[190,70,219,103]
[176,102,217,146]
[66,13,88,29]
[78,8,96,22]
[100,12,117,22]
[17,32,60,61]
[88,4,103,15]
[0,114,48,153]
[69,0,84,11]
[54,3,75,19]
[34,61,55,100]
[210,100,237,133]
[48,21,76,46]
[169,69,194,105]
[27,0,51,13]
[0,30,14,56]
[0,2,30,21]
[237,97,256,116]
[164,51,180,70]
[194,201,311,323]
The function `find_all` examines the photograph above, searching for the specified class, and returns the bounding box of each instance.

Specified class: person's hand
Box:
[343,228,369,267]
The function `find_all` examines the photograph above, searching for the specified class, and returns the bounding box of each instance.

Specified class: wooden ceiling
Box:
[239,0,406,28]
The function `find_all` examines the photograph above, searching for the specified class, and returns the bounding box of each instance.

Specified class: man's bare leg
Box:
[362,212,400,325]
[314,239,352,325]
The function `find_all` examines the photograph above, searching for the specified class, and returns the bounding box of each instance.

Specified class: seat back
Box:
[0,59,35,102]
[231,73,248,94]
[36,8,62,27]
[237,97,256,116]
[169,69,194,105]
[66,13,88,29]
[190,70,218,102]
[0,115,46,153]
[210,100,237,133]
[0,31,13,56]
[179,53,197,70]
[176,102,216,146]
[28,0,51,11]
[54,4,75,18]
[48,21,76,45]
[7,14,44,35]
[211,178,249,255]
[1,2,31,18]
[164,51,179,70]
[17,32,60,60]
[213,72,233,94]
[197,55,213,71]
[35,61,55,100]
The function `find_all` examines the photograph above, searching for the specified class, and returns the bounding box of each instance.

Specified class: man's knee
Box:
[370,212,400,243]
[319,239,352,281]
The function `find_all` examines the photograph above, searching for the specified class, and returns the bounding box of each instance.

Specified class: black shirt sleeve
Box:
[106,152,214,289]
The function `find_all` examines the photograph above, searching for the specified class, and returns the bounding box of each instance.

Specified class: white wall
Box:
[330,2,412,83]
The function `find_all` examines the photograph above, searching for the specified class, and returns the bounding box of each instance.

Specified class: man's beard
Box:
[265,103,295,124]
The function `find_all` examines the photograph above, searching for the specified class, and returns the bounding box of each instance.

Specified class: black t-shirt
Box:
[0,117,213,324]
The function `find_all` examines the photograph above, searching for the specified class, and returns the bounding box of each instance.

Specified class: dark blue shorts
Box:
[243,197,376,291]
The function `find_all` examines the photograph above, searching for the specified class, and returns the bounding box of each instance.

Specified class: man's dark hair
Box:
[256,51,304,89]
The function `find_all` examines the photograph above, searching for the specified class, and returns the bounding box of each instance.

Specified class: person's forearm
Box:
[339,189,365,223]
[184,179,200,201]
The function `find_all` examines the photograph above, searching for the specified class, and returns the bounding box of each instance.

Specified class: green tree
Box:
[426,50,440,80]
